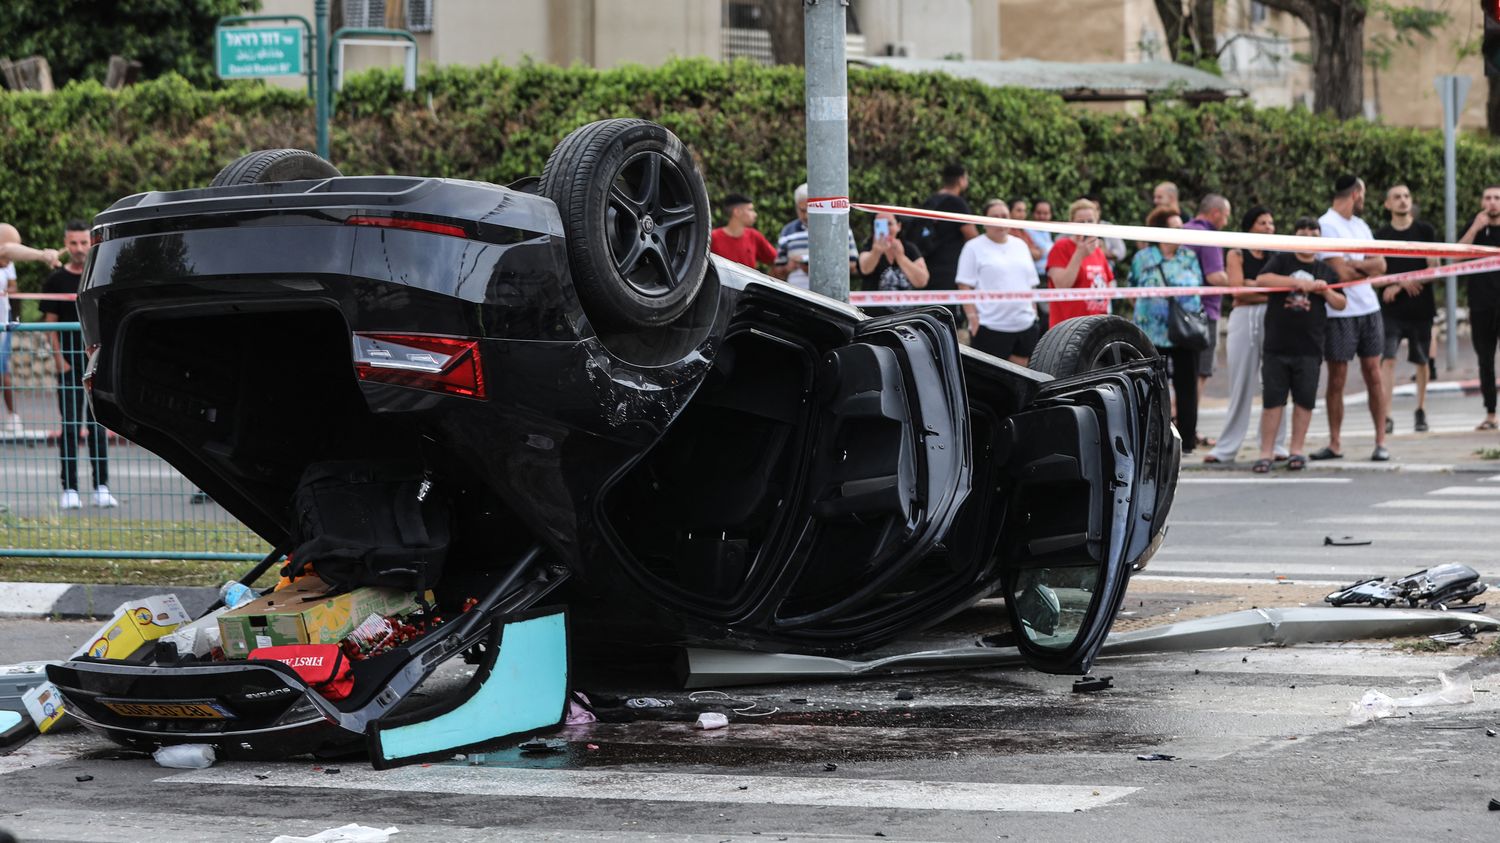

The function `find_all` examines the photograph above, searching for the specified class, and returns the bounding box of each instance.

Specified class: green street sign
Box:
[217,26,304,78]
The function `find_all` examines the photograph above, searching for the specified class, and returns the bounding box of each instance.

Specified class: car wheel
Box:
[540,119,711,331]
[1028,315,1157,377]
[210,149,342,187]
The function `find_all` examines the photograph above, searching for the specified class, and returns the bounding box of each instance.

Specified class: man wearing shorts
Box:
[1255,218,1347,472]
[1313,175,1390,461]
[1375,184,1437,434]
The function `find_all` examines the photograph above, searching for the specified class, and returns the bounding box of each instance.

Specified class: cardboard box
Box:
[218,577,424,659]
[1,661,57,718]
[72,594,193,661]
[22,681,75,733]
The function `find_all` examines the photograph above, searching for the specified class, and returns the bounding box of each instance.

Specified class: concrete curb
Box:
[1181,459,1498,473]
[0,582,218,619]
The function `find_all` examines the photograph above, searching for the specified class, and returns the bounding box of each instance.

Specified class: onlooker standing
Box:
[1131,207,1206,451]
[0,224,61,437]
[1028,199,1056,277]
[1458,184,1500,431]
[1313,175,1390,461]
[1153,182,1180,210]
[914,162,980,329]
[710,194,777,273]
[1375,184,1438,434]
[1253,217,1348,473]
[1083,193,1127,263]
[856,211,928,316]
[1182,195,1233,431]
[1006,198,1043,263]
[958,200,1040,365]
[41,220,116,509]
[774,183,858,291]
[1205,206,1289,464]
[1045,199,1115,328]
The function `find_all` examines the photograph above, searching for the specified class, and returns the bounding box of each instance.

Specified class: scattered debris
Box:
[1488,729,1497,738]
[1327,564,1488,609]
[1324,536,1373,547]
[1490,798,1500,811]
[894,689,915,701]
[564,691,597,725]
[518,738,566,754]
[1347,672,1474,725]
[152,744,215,769]
[269,824,400,843]
[823,763,838,771]
[625,697,674,709]
[586,743,600,751]
[1428,630,1478,646]
[324,768,341,775]
[1136,754,1176,762]
[694,713,729,730]
[1072,676,1114,694]
[74,775,93,782]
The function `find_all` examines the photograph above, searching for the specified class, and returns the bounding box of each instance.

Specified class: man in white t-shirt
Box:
[1312,175,1390,462]
[957,200,1040,365]
[0,223,62,437]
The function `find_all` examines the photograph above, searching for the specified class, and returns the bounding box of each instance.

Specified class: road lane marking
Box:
[1372,498,1500,510]
[1178,477,1353,485]
[1427,486,1500,496]
[1308,514,1500,527]
[1170,520,1279,526]
[161,766,1139,814]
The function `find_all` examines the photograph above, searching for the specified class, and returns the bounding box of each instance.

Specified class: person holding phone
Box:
[857,212,928,316]
[1044,198,1115,328]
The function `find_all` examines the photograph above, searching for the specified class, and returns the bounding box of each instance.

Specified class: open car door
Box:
[996,317,1179,674]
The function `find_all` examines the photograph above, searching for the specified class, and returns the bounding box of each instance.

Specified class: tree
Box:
[761,0,806,66]
[1153,0,1219,67]
[0,0,259,88]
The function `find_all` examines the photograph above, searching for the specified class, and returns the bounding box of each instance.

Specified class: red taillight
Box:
[344,215,468,239]
[352,333,486,400]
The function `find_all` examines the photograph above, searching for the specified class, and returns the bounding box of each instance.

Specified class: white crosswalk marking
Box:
[1427,486,1500,496]
[1373,498,1500,510]
[160,766,1139,814]
[1178,477,1352,485]
[1308,514,1497,527]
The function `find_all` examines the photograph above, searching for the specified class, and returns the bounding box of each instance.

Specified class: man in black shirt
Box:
[1375,184,1438,433]
[39,220,115,510]
[1459,185,1500,431]
[1253,217,1347,473]
[913,162,978,330]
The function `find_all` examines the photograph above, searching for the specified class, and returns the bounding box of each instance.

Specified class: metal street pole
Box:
[1436,74,1471,371]
[314,0,331,160]
[803,0,850,303]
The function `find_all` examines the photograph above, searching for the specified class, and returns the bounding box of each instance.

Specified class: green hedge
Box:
[4,58,1498,296]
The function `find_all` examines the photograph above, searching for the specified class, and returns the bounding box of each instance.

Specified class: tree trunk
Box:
[1153,0,1189,61]
[1489,75,1500,138]
[1190,0,1216,58]
[762,0,806,67]
[1257,0,1367,119]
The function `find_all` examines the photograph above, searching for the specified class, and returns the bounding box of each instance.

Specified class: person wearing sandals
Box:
[1253,217,1347,473]
[1131,206,1205,453]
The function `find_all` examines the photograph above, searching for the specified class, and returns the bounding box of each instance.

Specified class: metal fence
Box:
[1,322,269,561]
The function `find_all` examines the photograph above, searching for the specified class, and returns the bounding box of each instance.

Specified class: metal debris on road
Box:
[1072,676,1114,693]
[1136,754,1176,762]
[1324,536,1373,546]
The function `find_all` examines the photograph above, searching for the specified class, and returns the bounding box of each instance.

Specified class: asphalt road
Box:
[4,476,1500,841]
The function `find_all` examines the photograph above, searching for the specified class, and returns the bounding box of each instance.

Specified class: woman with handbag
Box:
[1131,206,1209,452]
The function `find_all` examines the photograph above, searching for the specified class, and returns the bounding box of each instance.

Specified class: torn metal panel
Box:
[680,608,1500,689]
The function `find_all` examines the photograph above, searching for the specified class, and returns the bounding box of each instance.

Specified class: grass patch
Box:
[1474,448,1500,460]
[1393,638,1454,653]
[0,515,274,586]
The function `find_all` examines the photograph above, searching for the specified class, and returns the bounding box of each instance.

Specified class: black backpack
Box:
[283,461,450,592]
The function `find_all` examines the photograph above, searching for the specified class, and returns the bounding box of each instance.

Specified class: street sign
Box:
[217,26,304,78]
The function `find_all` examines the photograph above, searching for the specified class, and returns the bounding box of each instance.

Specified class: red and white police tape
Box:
[847,254,1500,307]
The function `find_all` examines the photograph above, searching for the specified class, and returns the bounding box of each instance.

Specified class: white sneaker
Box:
[4,414,22,437]
[93,485,119,508]
[59,489,82,510]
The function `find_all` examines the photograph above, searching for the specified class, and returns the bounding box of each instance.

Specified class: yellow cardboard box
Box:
[218,576,426,659]
[22,681,75,733]
[72,594,193,661]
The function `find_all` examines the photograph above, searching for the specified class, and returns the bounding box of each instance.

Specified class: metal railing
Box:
[1,322,270,562]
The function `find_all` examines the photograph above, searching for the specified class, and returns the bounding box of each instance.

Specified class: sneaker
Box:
[93,485,119,508]
[1371,446,1391,462]
[59,489,82,510]
[1415,408,1429,433]
[189,490,210,505]
[1384,416,1394,435]
[4,414,22,437]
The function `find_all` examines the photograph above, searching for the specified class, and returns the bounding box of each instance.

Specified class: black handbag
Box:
[1158,266,1211,351]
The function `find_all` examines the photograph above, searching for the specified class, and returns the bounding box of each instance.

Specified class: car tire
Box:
[1028,315,1156,378]
[209,149,342,187]
[540,119,711,331]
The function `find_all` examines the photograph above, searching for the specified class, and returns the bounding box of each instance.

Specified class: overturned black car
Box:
[49,119,1178,766]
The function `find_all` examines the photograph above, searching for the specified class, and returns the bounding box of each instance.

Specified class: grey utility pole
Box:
[1436,74,1471,371]
[803,0,851,303]
[314,0,331,160]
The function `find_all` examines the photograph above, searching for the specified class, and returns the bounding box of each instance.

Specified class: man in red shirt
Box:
[1045,198,1115,327]
[710,194,778,272]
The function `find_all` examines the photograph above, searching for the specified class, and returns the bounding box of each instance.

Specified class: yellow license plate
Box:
[102,700,231,719]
